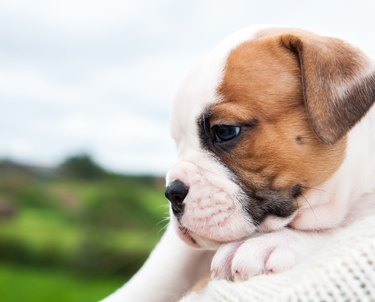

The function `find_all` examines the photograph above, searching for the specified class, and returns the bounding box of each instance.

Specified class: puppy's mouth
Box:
[175,224,221,250]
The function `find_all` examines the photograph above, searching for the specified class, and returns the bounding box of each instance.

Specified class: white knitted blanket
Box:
[179,215,375,302]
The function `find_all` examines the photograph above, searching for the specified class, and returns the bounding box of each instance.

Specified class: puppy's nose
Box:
[165,180,189,217]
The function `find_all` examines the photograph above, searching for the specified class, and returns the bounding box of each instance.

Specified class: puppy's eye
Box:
[212,125,241,142]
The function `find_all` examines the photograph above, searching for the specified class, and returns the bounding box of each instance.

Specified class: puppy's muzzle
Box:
[165,180,189,218]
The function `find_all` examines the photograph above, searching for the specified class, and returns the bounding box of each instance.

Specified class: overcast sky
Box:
[1,0,375,175]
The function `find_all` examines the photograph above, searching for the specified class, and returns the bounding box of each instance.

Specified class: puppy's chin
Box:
[171,212,297,250]
[171,220,221,250]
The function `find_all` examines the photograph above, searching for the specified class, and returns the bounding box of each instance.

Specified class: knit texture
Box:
[179,215,375,302]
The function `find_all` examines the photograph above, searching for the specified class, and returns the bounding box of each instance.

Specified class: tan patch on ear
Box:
[212,32,347,196]
[280,32,375,144]
[252,28,375,144]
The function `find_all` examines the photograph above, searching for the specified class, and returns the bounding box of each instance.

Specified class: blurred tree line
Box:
[0,154,167,280]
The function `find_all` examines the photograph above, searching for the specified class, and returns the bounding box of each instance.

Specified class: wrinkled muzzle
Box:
[165,153,256,244]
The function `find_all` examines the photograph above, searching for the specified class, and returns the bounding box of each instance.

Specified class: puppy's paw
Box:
[211,229,316,281]
[210,241,242,280]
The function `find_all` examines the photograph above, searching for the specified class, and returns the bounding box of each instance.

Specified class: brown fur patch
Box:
[257,28,375,144]
[210,32,348,206]
[281,34,375,144]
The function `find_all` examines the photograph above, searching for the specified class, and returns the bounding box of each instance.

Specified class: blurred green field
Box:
[0,263,123,302]
[0,155,168,301]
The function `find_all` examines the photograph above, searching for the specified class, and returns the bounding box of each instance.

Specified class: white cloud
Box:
[0,68,86,106]
[0,0,144,34]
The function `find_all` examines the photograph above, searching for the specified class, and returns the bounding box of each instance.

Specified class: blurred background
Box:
[1,0,375,301]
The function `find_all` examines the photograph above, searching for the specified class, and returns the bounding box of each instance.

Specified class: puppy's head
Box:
[166,26,375,248]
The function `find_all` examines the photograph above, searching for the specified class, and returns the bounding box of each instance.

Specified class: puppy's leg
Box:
[103,224,212,302]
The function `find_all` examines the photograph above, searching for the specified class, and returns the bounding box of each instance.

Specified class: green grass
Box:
[0,207,163,275]
[0,157,168,300]
[0,209,81,253]
[0,263,125,302]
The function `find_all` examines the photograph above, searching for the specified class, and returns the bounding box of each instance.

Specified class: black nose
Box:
[165,180,189,217]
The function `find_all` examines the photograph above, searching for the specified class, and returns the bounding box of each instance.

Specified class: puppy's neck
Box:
[291,102,375,230]
[346,102,375,193]
[330,102,375,209]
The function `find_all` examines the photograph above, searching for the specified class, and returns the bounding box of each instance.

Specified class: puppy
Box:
[104,25,375,302]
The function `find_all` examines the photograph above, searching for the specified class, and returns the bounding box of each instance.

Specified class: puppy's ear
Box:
[281,33,375,144]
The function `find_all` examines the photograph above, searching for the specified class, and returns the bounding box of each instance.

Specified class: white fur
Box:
[104,26,375,302]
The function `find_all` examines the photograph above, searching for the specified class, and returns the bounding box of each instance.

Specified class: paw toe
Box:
[210,242,242,280]
[265,246,297,274]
